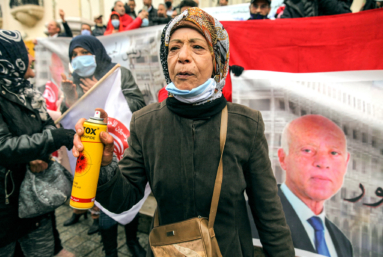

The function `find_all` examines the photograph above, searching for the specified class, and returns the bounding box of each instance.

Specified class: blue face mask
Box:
[166,78,216,104]
[111,19,120,28]
[141,18,149,27]
[71,55,97,77]
[81,30,91,36]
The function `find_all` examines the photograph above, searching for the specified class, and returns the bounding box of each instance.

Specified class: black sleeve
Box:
[318,0,351,15]
[96,113,147,213]
[0,113,58,166]
[120,68,146,113]
[244,112,295,257]
[62,22,73,38]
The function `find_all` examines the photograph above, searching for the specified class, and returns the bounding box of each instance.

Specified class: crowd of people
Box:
[48,0,383,40]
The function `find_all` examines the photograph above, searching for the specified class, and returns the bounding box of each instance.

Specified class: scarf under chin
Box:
[166,95,227,120]
[2,85,48,121]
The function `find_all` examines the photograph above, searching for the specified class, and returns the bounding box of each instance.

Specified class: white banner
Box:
[59,67,150,225]
[35,25,167,106]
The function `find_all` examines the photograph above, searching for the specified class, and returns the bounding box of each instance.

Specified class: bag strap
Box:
[208,105,227,230]
[153,106,228,229]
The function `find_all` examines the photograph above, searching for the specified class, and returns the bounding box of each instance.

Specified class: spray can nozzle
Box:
[89,110,105,122]
[94,111,101,119]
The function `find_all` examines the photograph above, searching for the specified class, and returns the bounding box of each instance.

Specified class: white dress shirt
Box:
[281,183,338,257]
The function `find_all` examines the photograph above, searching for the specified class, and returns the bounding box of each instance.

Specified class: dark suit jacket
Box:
[248,185,353,257]
[58,21,73,37]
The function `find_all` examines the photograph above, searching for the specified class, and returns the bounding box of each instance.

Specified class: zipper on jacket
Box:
[5,170,15,205]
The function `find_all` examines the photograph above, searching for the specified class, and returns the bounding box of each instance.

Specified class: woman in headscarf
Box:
[61,35,147,256]
[61,35,145,114]
[0,30,75,256]
[73,8,294,257]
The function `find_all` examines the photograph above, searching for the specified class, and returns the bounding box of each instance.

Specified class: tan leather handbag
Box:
[149,106,228,257]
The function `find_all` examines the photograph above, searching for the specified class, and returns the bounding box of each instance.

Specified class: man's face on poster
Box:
[278,115,350,203]
[49,53,64,85]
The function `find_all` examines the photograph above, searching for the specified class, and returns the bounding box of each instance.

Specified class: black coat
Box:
[281,0,351,18]
[249,186,353,257]
[58,21,73,37]
[0,86,58,247]
[96,101,294,257]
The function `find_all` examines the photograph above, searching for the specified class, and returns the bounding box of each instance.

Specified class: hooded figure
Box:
[61,35,145,114]
[104,11,143,35]
[104,11,124,35]
[0,30,75,255]
[76,8,295,257]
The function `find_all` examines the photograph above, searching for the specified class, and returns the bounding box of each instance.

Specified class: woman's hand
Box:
[29,160,48,173]
[72,108,115,166]
[61,73,78,106]
[79,76,98,94]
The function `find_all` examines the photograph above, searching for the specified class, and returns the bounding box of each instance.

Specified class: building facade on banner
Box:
[233,78,383,257]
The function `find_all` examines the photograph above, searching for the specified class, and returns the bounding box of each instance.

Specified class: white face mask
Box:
[71,55,97,77]
[111,19,120,29]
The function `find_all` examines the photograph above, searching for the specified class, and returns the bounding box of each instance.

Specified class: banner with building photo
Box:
[34,25,167,107]
[222,9,383,257]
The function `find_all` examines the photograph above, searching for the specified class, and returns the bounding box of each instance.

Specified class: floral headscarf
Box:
[160,8,230,103]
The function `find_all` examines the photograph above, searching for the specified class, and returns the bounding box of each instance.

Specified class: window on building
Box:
[372,137,377,148]
[353,160,357,170]
[362,133,367,143]
[341,188,347,198]
[275,99,285,110]
[289,101,299,115]
[353,130,358,140]
[249,99,271,111]
[301,109,307,116]
[343,126,349,136]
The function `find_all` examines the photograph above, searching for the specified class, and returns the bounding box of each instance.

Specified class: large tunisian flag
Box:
[221,9,383,100]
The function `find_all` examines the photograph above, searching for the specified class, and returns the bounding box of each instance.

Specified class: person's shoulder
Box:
[227,102,261,123]
[325,218,353,247]
[132,101,167,121]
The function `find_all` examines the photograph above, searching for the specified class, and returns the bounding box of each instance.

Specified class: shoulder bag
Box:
[18,158,73,219]
[149,106,228,257]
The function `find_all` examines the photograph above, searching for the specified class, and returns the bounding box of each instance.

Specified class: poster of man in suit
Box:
[249,114,353,257]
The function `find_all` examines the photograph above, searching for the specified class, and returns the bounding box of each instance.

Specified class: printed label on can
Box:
[70,196,95,203]
[74,149,93,177]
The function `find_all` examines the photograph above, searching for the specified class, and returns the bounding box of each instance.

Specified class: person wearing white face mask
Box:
[60,35,145,114]
[80,23,92,36]
[60,36,146,255]
[104,10,148,35]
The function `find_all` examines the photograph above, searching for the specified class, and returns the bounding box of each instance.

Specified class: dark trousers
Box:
[99,210,140,256]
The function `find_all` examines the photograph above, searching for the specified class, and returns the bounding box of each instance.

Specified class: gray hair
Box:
[281,121,291,155]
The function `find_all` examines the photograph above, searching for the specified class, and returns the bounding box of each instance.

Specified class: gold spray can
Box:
[70,111,107,210]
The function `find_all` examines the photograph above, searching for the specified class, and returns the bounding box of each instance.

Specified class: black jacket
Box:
[96,101,294,257]
[139,6,158,26]
[0,86,59,247]
[92,25,107,37]
[281,0,351,18]
[249,186,353,257]
[152,15,172,25]
[58,21,73,37]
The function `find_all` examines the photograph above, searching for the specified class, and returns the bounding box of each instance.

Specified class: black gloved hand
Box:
[51,128,76,150]
[230,65,245,77]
